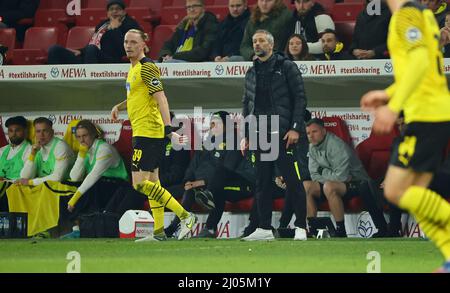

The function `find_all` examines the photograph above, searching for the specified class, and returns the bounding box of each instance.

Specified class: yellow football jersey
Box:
[126,57,165,138]
[387,2,450,123]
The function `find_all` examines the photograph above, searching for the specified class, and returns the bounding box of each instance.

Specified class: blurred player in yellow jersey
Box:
[111,29,197,241]
[361,0,450,272]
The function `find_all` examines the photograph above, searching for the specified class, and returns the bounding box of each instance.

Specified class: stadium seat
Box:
[331,3,364,22]
[207,6,229,22]
[316,0,336,14]
[149,25,176,60]
[38,0,70,10]
[63,119,81,154]
[34,9,73,43]
[76,8,108,26]
[224,197,254,212]
[126,8,154,34]
[11,27,60,65]
[66,26,95,50]
[129,0,163,20]
[322,116,352,146]
[335,21,355,49]
[0,28,16,63]
[83,0,109,8]
[212,0,230,5]
[356,129,399,180]
[159,7,186,25]
[0,122,7,148]
[113,120,133,175]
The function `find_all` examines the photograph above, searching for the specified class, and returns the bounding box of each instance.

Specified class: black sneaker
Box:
[195,228,216,239]
[164,223,180,238]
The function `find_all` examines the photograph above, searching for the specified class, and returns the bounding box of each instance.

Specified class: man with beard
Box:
[0,116,31,211]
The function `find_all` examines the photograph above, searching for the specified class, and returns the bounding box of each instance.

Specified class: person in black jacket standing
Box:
[47,0,141,64]
[241,29,308,241]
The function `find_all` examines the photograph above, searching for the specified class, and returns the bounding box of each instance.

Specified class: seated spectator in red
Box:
[212,0,250,62]
[0,0,39,41]
[285,33,315,61]
[287,0,335,55]
[47,0,141,64]
[350,0,391,60]
[159,0,218,62]
[239,0,292,61]
[319,29,351,60]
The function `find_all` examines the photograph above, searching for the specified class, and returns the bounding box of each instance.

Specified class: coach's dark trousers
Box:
[255,139,307,230]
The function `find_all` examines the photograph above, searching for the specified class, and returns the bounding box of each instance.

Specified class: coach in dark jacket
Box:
[241,29,308,241]
[47,0,141,64]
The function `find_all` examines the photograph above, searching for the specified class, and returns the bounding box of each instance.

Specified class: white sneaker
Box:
[294,227,307,241]
[135,234,158,242]
[242,228,274,241]
[178,212,198,240]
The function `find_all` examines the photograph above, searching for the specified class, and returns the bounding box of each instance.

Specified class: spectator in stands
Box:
[7,117,74,238]
[240,0,292,61]
[285,33,315,61]
[306,118,388,237]
[212,0,250,62]
[0,0,39,41]
[159,112,191,198]
[159,0,219,62]
[421,0,449,28]
[47,0,141,64]
[319,29,351,60]
[0,116,31,211]
[440,11,450,57]
[60,120,130,239]
[350,0,391,60]
[241,30,308,241]
[288,0,335,55]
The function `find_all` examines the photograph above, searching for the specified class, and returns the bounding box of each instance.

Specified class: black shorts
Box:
[131,136,165,172]
[390,122,450,173]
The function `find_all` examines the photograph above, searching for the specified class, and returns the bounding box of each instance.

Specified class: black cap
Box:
[5,116,27,129]
[107,0,126,10]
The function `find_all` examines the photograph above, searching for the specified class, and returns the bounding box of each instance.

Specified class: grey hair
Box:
[253,29,274,45]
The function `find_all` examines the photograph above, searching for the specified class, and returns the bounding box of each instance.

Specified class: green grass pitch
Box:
[0,238,442,273]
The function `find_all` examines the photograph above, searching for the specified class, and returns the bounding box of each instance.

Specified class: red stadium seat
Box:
[66,26,95,50]
[207,5,229,22]
[126,8,154,34]
[84,0,108,8]
[149,25,176,60]
[11,27,59,65]
[113,120,133,172]
[316,0,336,14]
[334,21,355,49]
[0,28,16,63]
[39,0,70,10]
[160,7,186,25]
[34,9,73,43]
[76,8,108,26]
[331,3,364,22]
[129,0,162,20]
[356,129,399,180]
[224,197,254,212]
[322,116,352,146]
[0,122,7,148]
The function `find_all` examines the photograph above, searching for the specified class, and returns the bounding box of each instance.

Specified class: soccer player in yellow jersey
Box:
[111,29,197,241]
[361,0,450,272]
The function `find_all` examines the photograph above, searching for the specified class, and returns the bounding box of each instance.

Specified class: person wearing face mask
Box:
[159,0,219,62]
[47,0,141,64]
[0,116,31,211]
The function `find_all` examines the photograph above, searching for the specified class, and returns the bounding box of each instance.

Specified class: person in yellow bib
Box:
[60,120,130,239]
[0,116,32,211]
[7,117,74,237]
[361,0,450,272]
[111,29,197,241]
